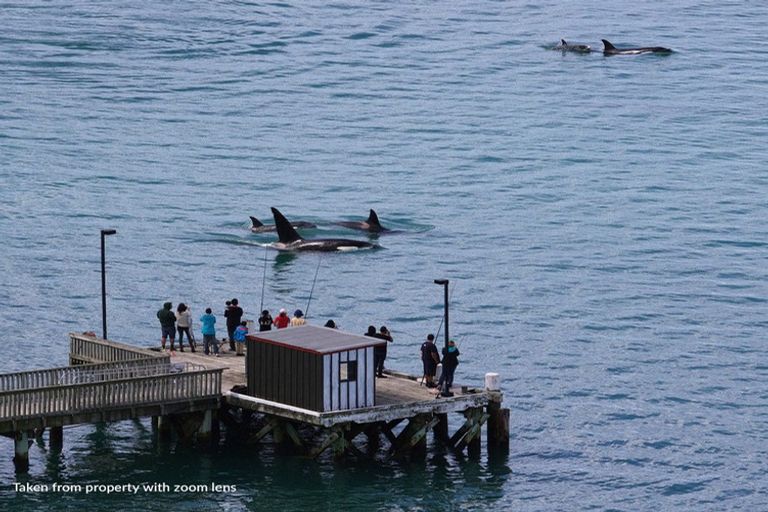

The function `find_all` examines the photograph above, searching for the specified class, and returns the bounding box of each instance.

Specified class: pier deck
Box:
[1,334,508,471]
[171,347,495,427]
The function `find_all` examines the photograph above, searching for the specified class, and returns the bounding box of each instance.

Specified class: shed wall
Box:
[246,339,323,411]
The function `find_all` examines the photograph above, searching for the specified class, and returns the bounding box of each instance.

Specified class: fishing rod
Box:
[305,254,323,320]
[259,244,268,313]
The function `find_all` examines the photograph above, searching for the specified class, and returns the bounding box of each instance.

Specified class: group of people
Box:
[258,308,307,330]
[157,300,460,393]
[157,299,311,357]
[420,333,460,395]
[156,302,196,352]
[364,325,393,378]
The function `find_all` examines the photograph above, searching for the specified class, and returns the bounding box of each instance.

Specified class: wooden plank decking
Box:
[171,345,497,428]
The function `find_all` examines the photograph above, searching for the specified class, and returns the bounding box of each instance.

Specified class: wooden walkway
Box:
[1,334,508,470]
[171,345,495,427]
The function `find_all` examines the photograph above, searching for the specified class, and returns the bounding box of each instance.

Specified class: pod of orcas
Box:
[250,208,389,234]
[268,207,378,252]
[553,38,672,55]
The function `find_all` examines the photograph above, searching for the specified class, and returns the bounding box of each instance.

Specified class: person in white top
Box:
[176,303,195,352]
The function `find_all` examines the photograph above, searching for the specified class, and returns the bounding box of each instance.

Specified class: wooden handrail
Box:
[0,358,175,392]
[69,333,162,364]
[0,369,222,420]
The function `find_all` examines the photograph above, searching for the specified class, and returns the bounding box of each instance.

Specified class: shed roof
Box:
[247,324,386,355]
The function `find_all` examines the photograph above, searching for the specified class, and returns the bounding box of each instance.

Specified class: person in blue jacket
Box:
[200,308,219,357]
[233,321,248,356]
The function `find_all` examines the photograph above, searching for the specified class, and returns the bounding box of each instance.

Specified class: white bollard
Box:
[435,363,443,382]
[485,372,500,391]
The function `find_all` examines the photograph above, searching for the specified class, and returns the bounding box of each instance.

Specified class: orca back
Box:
[367,209,383,229]
[271,207,303,244]
[250,216,264,228]
[602,39,617,52]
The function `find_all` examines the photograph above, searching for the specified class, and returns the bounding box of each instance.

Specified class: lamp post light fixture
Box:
[100,229,117,340]
[434,278,453,397]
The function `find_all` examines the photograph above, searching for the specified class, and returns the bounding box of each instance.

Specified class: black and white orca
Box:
[271,207,377,252]
[335,209,390,233]
[250,215,316,233]
[602,39,672,55]
[554,39,591,53]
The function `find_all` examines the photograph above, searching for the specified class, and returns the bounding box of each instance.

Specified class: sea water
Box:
[1,1,767,510]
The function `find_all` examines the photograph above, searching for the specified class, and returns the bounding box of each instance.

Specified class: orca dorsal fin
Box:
[271,207,303,244]
[602,39,616,51]
[561,39,567,46]
[250,216,264,228]
[367,209,382,228]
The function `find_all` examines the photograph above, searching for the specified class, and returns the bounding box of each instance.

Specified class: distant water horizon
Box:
[2,1,768,510]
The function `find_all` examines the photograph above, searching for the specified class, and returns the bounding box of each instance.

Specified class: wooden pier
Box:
[0,333,508,472]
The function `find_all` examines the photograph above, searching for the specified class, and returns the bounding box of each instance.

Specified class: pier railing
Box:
[0,358,177,392]
[69,333,164,364]
[0,366,222,421]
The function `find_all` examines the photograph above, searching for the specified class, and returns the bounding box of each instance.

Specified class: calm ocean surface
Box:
[2,1,767,510]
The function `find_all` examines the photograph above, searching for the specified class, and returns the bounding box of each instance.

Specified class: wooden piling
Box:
[14,431,29,473]
[49,426,63,451]
[157,416,173,442]
[433,413,449,443]
[486,398,509,451]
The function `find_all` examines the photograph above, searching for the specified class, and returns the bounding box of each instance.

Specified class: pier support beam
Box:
[197,410,219,444]
[49,426,64,451]
[433,413,449,443]
[156,415,173,442]
[392,414,438,458]
[14,431,29,473]
[364,424,381,453]
[486,397,509,452]
[450,407,488,457]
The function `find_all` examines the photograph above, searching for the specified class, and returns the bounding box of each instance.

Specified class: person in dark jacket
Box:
[420,334,440,388]
[258,310,273,332]
[365,326,387,378]
[156,302,176,351]
[374,326,393,377]
[225,298,243,351]
[436,339,460,395]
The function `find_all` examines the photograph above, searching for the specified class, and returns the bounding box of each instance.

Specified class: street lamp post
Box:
[100,229,117,340]
[434,279,452,397]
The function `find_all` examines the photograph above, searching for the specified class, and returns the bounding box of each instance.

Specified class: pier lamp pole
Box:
[434,279,452,397]
[100,229,117,340]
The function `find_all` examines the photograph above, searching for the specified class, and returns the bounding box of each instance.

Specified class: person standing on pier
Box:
[156,302,176,352]
[420,334,440,388]
[234,321,248,356]
[176,303,194,352]
[273,308,290,329]
[290,309,306,327]
[200,307,219,357]
[436,339,460,395]
[225,298,243,352]
[258,310,273,332]
[366,326,386,378]
[376,326,393,377]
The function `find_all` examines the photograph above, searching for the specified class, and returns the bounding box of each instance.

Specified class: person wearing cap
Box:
[273,308,290,329]
[258,309,273,332]
[420,334,440,388]
[436,339,460,395]
[290,309,306,327]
